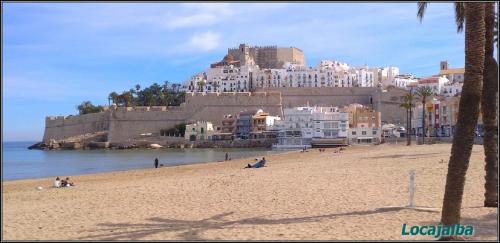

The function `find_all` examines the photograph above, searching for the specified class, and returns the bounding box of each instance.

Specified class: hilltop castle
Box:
[225,43,305,69]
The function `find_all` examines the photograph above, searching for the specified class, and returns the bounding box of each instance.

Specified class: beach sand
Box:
[2,144,497,240]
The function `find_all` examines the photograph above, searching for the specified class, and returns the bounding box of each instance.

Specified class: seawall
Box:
[43,88,407,144]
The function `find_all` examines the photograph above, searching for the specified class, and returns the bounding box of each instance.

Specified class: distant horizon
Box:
[5,2,495,141]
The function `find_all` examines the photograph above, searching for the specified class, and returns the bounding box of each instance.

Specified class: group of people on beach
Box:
[53,177,74,188]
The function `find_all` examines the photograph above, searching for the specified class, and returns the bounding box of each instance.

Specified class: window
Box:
[362,131,367,135]
[352,131,356,135]
[372,130,377,135]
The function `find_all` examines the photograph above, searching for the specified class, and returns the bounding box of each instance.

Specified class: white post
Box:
[408,170,416,208]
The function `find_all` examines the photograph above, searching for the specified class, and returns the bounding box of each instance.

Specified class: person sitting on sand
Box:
[53,177,61,188]
[60,178,67,187]
[65,177,74,187]
[246,159,259,168]
[245,157,267,169]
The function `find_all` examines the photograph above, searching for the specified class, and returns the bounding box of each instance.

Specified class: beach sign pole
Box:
[377,169,439,212]
[408,169,416,208]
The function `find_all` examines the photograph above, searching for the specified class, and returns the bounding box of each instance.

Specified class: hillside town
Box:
[175,44,472,148]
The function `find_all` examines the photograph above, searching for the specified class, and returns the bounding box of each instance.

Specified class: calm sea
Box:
[2,141,291,181]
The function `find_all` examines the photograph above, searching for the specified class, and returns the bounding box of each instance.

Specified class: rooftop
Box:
[439,68,465,75]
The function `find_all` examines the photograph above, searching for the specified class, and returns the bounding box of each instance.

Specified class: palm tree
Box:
[421,1,499,209]
[481,2,498,208]
[135,84,141,93]
[418,1,487,231]
[108,92,119,106]
[415,86,433,144]
[121,91,134,107]
[400,89,416,146]
[143,89,154,107]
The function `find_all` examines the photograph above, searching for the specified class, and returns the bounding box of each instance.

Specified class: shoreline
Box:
[3,143,497,240]
[3,147,301,184]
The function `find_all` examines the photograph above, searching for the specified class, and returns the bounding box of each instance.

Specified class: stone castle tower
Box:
[227,44,305,69]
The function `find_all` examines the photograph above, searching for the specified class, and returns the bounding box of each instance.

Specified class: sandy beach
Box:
[2,144,497,240]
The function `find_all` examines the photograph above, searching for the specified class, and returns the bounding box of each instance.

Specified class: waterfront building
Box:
[272,107,315,148]
[249,111,281,139]
[343,104,382,144]
[212,114,236,140]
[235,110,255,139]
[185,121,215,141]
[410,95,482,137]
[311,107,349,146]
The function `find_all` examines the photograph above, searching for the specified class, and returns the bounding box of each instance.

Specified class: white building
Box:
[391,74,418,88]
[182,57,400,92]
[185,121,215,141]
[441,82,463,97]
[206,64,256,92]
[272,106,351,148]
[417,75,449,94]
[311,106,349,146]
[312,107,349,138]
[253,61,375,89]
[182,72,207,92]
[272,107,315,148]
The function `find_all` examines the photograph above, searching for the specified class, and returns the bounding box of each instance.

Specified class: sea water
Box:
[2,141,291,181]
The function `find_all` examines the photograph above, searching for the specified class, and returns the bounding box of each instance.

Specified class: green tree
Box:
[120,91,133,107]
[108,92,119,106]
[77,101,104,115]
[415,86,433,144]
[418,1,487,233]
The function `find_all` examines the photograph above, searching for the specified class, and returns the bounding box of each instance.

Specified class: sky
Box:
[2,2,482,141]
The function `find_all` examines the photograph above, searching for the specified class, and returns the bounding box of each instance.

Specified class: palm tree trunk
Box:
[482,2,498,208]
[441,2,485,227]
[407,108,411,146]
[409,108,413,145]
[422,101,426,144]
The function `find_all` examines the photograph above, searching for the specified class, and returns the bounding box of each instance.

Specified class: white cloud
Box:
[166,13,217,29]
[186,31,220,52]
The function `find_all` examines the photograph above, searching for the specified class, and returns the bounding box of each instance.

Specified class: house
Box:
[184,121,215,141]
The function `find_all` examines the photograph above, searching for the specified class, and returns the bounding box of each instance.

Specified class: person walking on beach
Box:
[225,152,229,161]
[154,158,159,168]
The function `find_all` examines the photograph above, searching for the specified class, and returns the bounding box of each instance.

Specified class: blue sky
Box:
[2,2,480,141]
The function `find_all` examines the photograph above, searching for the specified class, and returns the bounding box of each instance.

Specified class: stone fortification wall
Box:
[372,86,408,124]
[106,106,189,143]
[43,88,407,144]
[256,87,377,108]
[107,92,283,143]
[43,111,110,143]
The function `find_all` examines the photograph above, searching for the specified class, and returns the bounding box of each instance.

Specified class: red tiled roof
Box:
[418,77,440,84]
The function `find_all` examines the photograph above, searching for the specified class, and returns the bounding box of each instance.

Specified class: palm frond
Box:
[417,2,428,22]
[454,2,465,33]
